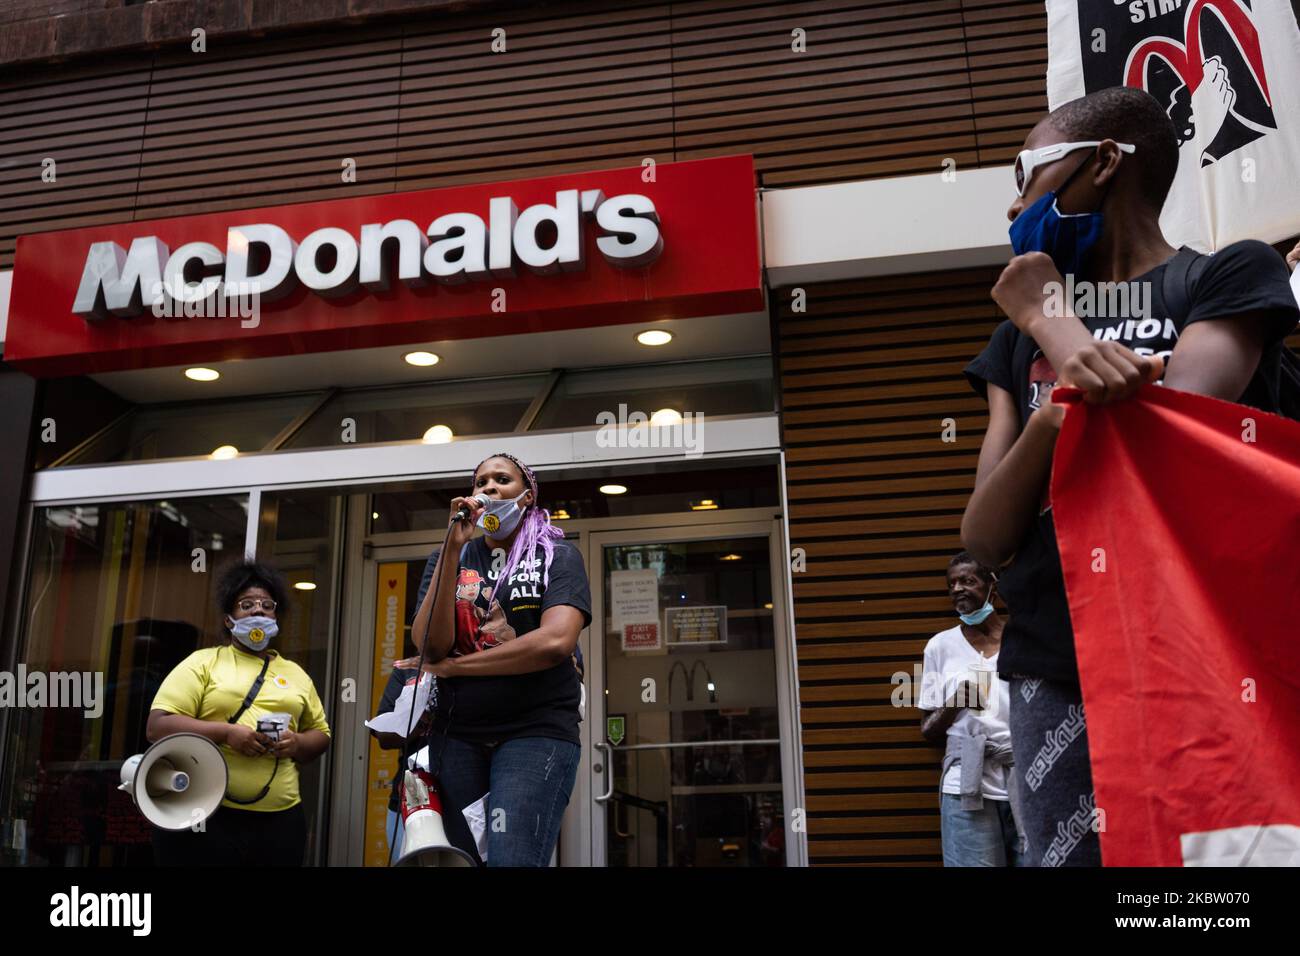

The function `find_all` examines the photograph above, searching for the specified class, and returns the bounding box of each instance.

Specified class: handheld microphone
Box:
[453,494,490,522]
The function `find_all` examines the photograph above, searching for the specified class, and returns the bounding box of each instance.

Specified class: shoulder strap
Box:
[227,652,271,725]
[1162,246,1210,324]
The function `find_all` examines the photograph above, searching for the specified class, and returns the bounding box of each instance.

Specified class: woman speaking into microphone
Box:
[403,452,590,866]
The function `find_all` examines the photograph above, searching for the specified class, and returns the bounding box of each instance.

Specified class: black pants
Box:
[152,803,307,866]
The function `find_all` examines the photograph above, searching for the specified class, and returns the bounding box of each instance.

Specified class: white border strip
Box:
[29,416,782,505]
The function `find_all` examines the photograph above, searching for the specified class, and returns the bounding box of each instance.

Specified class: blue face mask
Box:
[229,615,278,652]
[1008,155,1106,278]
[959,600,995,627]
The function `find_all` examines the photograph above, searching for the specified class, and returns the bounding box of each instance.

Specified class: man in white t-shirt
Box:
[919,552,1024,866]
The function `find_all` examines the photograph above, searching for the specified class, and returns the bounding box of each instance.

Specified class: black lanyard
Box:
[224,649,279,806]
[227,652,271,725]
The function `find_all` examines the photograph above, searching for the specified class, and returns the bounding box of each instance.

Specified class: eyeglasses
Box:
[1014,141,1136,197]
[237,599,277,613]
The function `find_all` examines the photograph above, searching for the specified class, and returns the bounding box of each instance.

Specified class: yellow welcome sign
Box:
[365,563,406,867]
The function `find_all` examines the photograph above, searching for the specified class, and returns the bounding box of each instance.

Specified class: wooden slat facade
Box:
[0,0,1049,269]
[778,271,1300,868]
[778,267,1006,865]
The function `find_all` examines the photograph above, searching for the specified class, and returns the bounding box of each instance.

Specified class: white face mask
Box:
[477,492,527,537]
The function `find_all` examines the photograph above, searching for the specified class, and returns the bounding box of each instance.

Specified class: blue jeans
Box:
[428,735,580,867]
[940,793,1024,867]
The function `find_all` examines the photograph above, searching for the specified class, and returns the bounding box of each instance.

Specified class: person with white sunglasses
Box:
[960,86,1298,866]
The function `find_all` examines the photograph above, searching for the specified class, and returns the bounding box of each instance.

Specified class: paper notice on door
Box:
[611,569,661,651]
[664,605,728,645]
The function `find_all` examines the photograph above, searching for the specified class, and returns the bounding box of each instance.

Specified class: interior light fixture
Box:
[209,445,238,460]
[422,425,454,444]
[404,351,440,367]
[635,329,673,347]
[185,367,219,382]
[599,484,628,495]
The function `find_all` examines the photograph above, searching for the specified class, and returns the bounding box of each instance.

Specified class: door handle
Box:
[593,741,615,803]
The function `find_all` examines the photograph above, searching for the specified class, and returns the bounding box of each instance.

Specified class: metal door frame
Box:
[583,517,804,868]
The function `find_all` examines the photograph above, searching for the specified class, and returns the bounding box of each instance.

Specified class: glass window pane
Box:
[531,358,774,432]
[65,393,322,465]
[256,489,345,865]
[368,463,779,534]
[601,534,784,867]
[285,375,547,449]
[0,496,248,866]
[33,378,132,470]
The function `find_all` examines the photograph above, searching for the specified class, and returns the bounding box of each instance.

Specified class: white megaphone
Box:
[394,768,476,867]
[119,733,228,831]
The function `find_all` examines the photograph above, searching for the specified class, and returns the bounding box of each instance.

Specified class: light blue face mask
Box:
[961,582,998,629]
[229,615,278,652]
[959,600,996,627]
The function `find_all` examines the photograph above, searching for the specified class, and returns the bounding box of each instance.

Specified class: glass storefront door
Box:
[352,534,588,867]
[586,521,794,867]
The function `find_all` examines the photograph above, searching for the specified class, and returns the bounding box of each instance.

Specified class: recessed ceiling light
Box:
[599,484,628,495]
[690,499,718,511]
[294,581,317,591]
[720,553,742,561]
[636,329,673,347]
[185,367,219,381]
[422,424,454,444]
[650,407,682,426]
[763,602,773,610]
[404,351,440,367]
[551,508,571,520]
[209,445,238,460]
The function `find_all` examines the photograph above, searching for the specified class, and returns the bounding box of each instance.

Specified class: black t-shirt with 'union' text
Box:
[416,536,591,744]
[964,240,1299,684]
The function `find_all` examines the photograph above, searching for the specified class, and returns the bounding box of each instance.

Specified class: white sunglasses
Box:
[1014,141,1136,197]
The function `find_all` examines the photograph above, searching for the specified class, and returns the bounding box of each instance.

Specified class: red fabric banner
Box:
[1050,383,1300,866]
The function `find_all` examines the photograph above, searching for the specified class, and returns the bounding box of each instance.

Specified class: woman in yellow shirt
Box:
[147,560,330,866]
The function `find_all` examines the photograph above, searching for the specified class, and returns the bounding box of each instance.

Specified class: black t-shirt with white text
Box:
[964,239,1299,683]
[416,536,591,744]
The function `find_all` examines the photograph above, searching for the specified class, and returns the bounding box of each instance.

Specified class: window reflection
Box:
[531,357,773,432]
[256,489,345,863]
[0,497,247,866]
[63,393,321,465]
[284,375,546,449]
